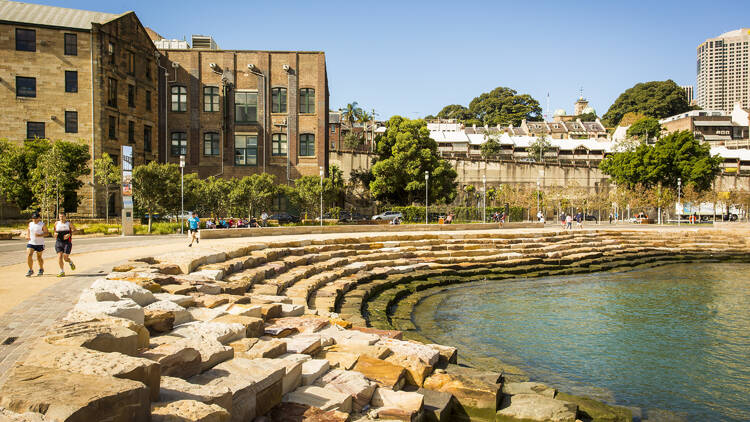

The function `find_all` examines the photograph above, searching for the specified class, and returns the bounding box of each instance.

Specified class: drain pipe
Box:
[157,54,176,163]
[89,30,96,218]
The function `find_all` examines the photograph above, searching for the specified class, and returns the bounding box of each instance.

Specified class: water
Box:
[412,263,750,421]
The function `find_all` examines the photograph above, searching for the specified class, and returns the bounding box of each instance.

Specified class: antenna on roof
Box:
[579,86,584,100]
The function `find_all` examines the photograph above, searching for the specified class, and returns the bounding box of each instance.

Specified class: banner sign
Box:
[121,145,133,209]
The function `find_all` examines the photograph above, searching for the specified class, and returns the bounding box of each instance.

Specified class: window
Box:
[234,134,257,166]
[300,88,315,114]
[171,132,187,156]
[64,33,77,55]
[171,85,187,112]
[65,111,78,133]
[127,51,135,75]
[330,124,336,133]
[65,71,77,93]
[108,78,117,107]
[108,116,117,139]
[204,132,220,156]
[16,76,36,97]
[299,134,315,156]
[235,92,258,124]
[144,126,152,152]
[15,28,35,51]
[204,86,220,112]
[145,62,151,79]
[128,121,135,144]
[107,42,114,64]
[128,84,135,107]
[146,90,152,111]
[26,122,44,139]
[272,133,287,156]
[271,87,287,113]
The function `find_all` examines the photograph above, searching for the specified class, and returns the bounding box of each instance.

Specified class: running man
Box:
[187,211,200,247]
[54,212,76,277]
[25,211,47,277]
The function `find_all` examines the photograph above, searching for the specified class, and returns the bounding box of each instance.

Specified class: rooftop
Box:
[0,0,124,30]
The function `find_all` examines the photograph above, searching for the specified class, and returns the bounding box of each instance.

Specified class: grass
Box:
[134,222,181,235]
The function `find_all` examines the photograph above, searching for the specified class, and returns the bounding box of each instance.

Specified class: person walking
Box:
[54,211,76,277]
[609,213,613,224]
[575,211,583,229]
[261,211,268,227]
[25,211,47,277]
[187,211,200,247]
[565,213,573,230]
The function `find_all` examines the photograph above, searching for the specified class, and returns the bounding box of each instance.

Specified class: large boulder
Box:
[171,321,246,345]
[266,402,349,422]
[554,392,632,422]
[44,319,142,356]
[151,400,230,422]
[423,371,500,422]
[495,393,577,422]
[89,278,157,306]
[282,386,352,414]
[315,369,376,412]
[145,300,192,326]
[152,335,233,372]
[353,355,407,390]
[0,365,150,422]
[159,376,232,411]
[71,299,145,325]
[140,341,202,379]
[502,382,556,399]
[370,387,425,421]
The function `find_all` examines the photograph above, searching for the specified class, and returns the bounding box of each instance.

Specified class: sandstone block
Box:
[72,299,145,325]
[145,300,192,326]
[234,337,286,359]
[315,369,376,412]
[371,387,424,421]
[378,338,440,366]
[152,335,234,372]
[151,400,230,422]
[283,386,352,414]
[89,278,157,306]
[152,263,183,275]
[281,304,305,317]
[161,284,197,295]
[159,376,232,410]
[276,355,304,395]
[283,335,322,355]
[188,369,256,422]
[188,307,227,322]
[154,293,196,308]
[212,315,264,338]
[266,402,349,422]
[44,319,141,356]
[171,321,245,345]
[427,344,458,367]
[191,294,229,308]
[423,371,500,421]
[317,350,359,370]
[353,355,407,390]
[385,353,433,387]
[210,358,285,417]
[502,382,556,399]
[261,303,282,319]
[496,394,577,422]
[414,387,453,422]
[215,303,263,319]
[300,359,329,385]
[144,309,175,334]
[326,343,391,360]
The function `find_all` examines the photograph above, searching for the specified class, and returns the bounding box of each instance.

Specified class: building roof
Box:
[717,28,750,38]
[0,0,124,30]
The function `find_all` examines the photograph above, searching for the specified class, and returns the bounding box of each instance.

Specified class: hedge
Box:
[387,205,525,223]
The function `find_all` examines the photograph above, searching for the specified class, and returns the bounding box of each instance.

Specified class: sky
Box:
[33,0,750,120]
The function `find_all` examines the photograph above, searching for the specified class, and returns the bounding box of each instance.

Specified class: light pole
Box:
[425,171,429,225]
[179,155,185,234]
[319,166,324,227]
[677,177,682,226]
[536,180,541,221]
[482,174,486,223]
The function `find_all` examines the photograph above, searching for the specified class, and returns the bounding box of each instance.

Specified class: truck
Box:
[675,202,741,222]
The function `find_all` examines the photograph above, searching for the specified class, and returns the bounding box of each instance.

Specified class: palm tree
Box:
[340,102,363,126]
[357,110,372,123]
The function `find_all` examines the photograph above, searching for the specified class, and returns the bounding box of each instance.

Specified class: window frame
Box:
[146,90,152,111]
[234,91,258,124]
[128,121,135,144]
[234,134,258,166]
[272,133,288,156]
[16,76,36,98]
[300,88,315,114]
[203,132,220,156]
[108,115,117,139]
[171,85,187,112]
[144,125,152,152]
[128,84,135,108]
[171,132,187,157]
[64,70,78,93]
[64,111,78,134]
[15,28,35,52]
[26,122,45,140]
[64,33,77,56]
[108,78,117,108]
[271,87,287,113]
[299,133,315,157]
[127,51,135,75]
[203,86,220,112]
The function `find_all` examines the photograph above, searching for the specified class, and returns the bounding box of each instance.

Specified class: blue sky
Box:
[37,0,750,120]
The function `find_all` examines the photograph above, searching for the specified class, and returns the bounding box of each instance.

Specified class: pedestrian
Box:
[575,211,583,229]
[537,210,543,222]
[560,212,566,229]
[53,212,76,277]
[565,213,573,230]
[261,211,268,227]
[187,211,200,247]
[609,213,613,224]
[25,211,47,277]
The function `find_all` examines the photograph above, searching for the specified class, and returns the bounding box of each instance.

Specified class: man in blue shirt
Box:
[187,212,200,247]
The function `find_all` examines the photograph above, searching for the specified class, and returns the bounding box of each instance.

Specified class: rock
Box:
[171,321,246,345]
[261,304,282,320]
[159,376,233,411]
[318,325,381,346]
[496,393,577,422]
[0,407,50,421]
[233,337,286,359]
[0,365,150,421]
[423,371,500,421]
[193,269,225,281]
[317,350,360,370]
[141,341,202,379]
[188,307,227,322]
[191,294,228,308]
[154,293,196,308]
[371,387,424,421]
[350,326,403,339]
[113,264,136,272]
[315,369,376,412]
[283,386,352,414]
[300,359,329,385]
[353,355,407,390]
[266,402,350,422]
[188,368,256,422]
[325,343,391,360]
[211,315,264,338]
[72,299,145,325]
[145,300,192,326]
[209,358,285,418]
[283,335,322,355]
[89,278,157,306]
[378,338,440,366]
[161,284,197,295]
[152,335,234,372]
[276,355,304,395]
[280,304,305,317]
[144,309,175,334]
[502,382,556,399]
[44,319,141,356]
[427,344,457,367]
[214,303,263,319]
[385,353,433,387]
[22,342,161,401]
[153,263,183,275]
[268,316,330,334]
[249,295,292,304]
[151,400,230,422]
[414,387,453,421]
[554,392,632,422]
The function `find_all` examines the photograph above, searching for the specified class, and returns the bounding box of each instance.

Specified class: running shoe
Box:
[57,271,65,277]
[37,269,44,276]
[69,261,76,271]
[25,269,33,277]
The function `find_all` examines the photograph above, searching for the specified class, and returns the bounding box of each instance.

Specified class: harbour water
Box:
[412,263,750,421]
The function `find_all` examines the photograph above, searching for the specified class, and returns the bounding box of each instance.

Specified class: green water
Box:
[412,263,750,421]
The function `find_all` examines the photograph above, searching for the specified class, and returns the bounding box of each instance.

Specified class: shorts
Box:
[55,240,72,254]
[189,229,199,236]
[27,244,44,252]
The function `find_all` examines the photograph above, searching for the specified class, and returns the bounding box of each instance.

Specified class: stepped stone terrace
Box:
[1,227,748,421]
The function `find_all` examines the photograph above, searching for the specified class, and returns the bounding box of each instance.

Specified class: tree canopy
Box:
[431,87,543,127]
[436,104,472,121]
[370,116,457,205]
[626,117,662,141]
[599,130,721,191]
[602,80,690,127]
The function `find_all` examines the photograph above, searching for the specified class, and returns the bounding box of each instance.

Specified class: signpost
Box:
[121,145,134,236]
[180,155,185,234]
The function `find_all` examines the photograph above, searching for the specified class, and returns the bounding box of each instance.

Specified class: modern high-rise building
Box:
[681,85,694,104]
[696,29,750,112]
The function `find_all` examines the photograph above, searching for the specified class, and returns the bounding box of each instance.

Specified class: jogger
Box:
[188,212,200,247]
[25,212,47,277]
[54,212,76,277]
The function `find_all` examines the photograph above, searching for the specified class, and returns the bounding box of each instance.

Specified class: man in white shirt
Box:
[25,211,48,277]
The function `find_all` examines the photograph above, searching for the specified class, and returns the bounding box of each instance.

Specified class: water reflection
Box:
[412,263,750,422]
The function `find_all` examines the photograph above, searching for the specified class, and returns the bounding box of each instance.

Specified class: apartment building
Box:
[696,29,750,112]
[0,1,159,216]
[660,109,749,147]
[153,34,329,182]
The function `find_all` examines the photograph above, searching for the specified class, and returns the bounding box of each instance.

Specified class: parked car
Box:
[584,214,598,222]
[269,212,300,224]
[371,211,403,221]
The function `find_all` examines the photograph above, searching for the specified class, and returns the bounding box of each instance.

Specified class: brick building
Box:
[153,34,329,183]
[0,1,159,217]
[659,110,749,147]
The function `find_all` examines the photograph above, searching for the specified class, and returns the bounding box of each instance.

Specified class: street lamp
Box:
[482,174,486,223]
[425,171,429,225]
[536,180,541,222]
[677,177,682,227]
[319,166,324,227]
[180,155,185,234]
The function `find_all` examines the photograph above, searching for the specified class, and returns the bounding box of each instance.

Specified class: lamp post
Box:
[425,171,429,225]
[180,155,185,234]
[482,174,486,223]
[677,177,682,227]
[319,166,324,227]
[536,180,541,221]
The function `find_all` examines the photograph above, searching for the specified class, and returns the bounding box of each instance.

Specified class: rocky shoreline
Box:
[1,228,747,421]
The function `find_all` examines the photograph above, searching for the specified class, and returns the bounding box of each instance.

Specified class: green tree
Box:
[132,162,180,233]
[342,133,365,150]
[480,135,502,159]
[340,102,363,126]
[30,144,66,221]
[528,135,552,163]
[0,140,30,215]
[577,112,598,122]
[436,104,472,121]
[293,175,323,219]
[599,130,721,191]
[195,176,232,218]
[467,87,543,126]
[93,153,121,224]
[228,173,277,218]
[370,116,457,205]
[618,112,647,127]
[626,117,662,141]
[602,80,691,127]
